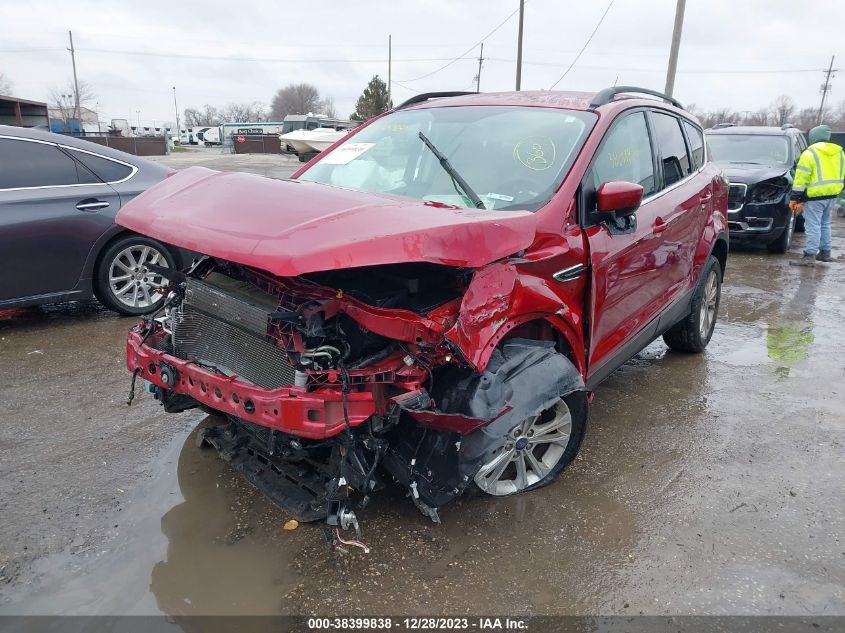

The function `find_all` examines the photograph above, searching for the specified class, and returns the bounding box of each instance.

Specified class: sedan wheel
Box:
[95,236,174,315]
[109,245,169,310]
[474,400,572,496]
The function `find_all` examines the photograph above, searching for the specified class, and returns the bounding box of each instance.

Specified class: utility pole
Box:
[475,42,484,93]
[664,0,686,97]
[388,35,392,107]
[818,55,836,125]
[172,86,181,142]
[515,0,525,90]
[67,30,81,123]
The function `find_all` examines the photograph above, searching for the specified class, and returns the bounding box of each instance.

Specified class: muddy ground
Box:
[0,149,843,616]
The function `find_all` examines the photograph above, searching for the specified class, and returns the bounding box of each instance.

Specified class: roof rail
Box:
[781,123,795,130]
[395,91,477,110]
[588,85,683,111]
[711,122,735,129]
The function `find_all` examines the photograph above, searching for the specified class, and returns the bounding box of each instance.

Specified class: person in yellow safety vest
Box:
[788,125,845,266]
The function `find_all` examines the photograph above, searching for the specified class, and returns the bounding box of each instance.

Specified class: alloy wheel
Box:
[474,399,572,496]
[699,270,719,339]
[108,245,169,309]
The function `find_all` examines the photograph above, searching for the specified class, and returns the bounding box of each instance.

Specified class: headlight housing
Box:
[750,176,790,204]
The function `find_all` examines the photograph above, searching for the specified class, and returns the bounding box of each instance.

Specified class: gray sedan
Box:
[0,126,189,315]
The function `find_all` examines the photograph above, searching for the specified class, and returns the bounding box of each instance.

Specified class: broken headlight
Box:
[750,176,790,204]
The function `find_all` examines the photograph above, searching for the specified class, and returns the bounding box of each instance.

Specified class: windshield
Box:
[298,106,596,211]
[706,134,790,165]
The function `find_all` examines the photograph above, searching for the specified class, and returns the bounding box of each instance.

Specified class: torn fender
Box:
[382,339,584,510]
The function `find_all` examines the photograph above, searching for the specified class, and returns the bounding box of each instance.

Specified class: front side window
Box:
[682,121,705,171]
[0,138,84,189]
[591,111,656,196]
[650,112,691,187]
[299,106,596,212]
[706,134,790,166]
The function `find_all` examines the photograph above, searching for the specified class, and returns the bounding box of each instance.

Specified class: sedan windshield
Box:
[298,106,596,211]
[707,134,790,166]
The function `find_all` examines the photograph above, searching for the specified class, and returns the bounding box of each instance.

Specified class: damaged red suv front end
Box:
[118,90,727,542]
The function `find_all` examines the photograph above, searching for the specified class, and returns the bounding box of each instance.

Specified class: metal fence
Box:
[74,135,168,156]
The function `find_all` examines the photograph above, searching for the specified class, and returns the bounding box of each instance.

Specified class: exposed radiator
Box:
[172,275,296,389]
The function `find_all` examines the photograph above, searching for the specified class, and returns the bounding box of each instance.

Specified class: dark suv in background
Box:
[705,124,807,253]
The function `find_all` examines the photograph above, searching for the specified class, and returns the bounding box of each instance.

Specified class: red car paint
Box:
[119,90,728,439]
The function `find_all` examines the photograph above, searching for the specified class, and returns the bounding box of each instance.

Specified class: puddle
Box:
[2,417,305,615]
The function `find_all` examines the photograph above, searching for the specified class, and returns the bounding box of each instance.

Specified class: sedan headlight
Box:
[750,176,790,204]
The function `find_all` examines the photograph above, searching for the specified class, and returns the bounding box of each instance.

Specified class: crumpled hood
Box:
[718,162,789,184]
[116,167,539,277]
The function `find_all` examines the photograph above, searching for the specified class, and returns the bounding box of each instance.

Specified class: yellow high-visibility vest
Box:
[793,141,845,200]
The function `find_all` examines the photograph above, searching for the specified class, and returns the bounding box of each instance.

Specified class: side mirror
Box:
[595,181,644,218]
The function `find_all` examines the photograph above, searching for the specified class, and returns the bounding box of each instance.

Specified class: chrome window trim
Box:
[0,134,138,192]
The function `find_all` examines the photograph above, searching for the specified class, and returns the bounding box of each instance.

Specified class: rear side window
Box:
[650,112,690,187]
[0,138,84,189]
[682,121,704,171]
[591,111,656,196]
[68,149,133,182]
[791,135,803,163]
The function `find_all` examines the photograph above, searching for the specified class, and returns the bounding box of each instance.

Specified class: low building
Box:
[0,95,49,127]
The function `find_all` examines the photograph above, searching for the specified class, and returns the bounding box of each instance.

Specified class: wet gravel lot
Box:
[1,148,843,616]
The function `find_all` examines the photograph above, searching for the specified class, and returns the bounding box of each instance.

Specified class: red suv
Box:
[119,87,728,539]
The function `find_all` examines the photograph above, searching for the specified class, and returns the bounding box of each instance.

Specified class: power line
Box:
[484,57,825,75]
[82,49,467,64]
[396,4,524,83]
[549,0,615,89]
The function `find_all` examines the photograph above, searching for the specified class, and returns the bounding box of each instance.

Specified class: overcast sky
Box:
[1,0,842,127]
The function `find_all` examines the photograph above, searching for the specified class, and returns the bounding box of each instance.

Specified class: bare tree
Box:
[49,80,96,125]
[832,100,845,131]
[270,83,321,119]
[320,96,337,118]
[746,108,772,126]
[0,73,12,95]
[795,106,824,131]
[184,105,222,127]
[770,95,795,126]
[221,101,267,122]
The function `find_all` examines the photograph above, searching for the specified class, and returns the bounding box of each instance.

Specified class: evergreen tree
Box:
[351,75,392,121]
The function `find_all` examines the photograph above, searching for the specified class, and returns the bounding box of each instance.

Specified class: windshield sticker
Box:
[321,142,376,165]
[513,136,556,171]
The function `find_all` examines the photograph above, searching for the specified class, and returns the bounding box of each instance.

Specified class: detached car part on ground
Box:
[120,88,729,546]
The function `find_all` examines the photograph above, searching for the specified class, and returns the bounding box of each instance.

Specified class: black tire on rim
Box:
[94,235,173,315]
[767,211,795,254]
[662,256,722,353]
[472,389,588,496]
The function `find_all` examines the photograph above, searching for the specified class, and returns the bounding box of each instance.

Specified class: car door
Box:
[0,136,123,302]
[583,109,676,383]
[646,110,708,300]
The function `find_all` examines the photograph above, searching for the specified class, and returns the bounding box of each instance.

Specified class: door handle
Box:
[76,199,110,211]
[653,217,670,233]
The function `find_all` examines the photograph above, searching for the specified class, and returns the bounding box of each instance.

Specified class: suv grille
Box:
[172,276,296,389]
[728,183,747,211]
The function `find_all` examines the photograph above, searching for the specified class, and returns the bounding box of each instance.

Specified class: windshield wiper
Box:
[418,131,485,209]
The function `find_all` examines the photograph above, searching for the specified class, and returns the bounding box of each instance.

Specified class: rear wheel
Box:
[95,235,173,315]
[473,390,588,496]
[767,212,795,254]
[663,256,722,353]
